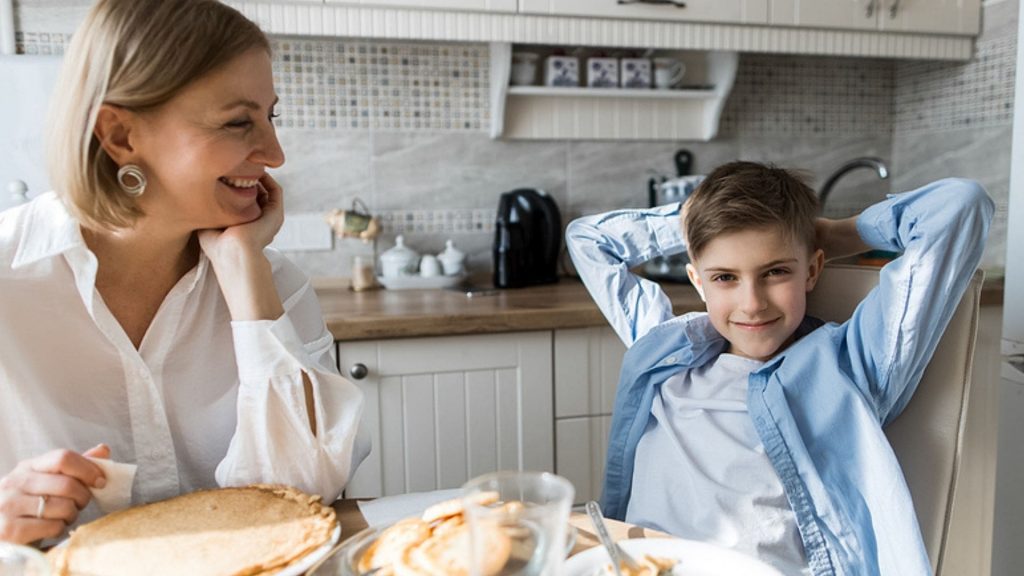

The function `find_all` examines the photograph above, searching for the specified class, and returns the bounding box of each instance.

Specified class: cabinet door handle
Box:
[866,0,876,18]
[349,363,369,380]
[617,0,687,8]
[889,0,900,18]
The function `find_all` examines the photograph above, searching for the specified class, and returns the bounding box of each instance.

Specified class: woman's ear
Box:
[805,248,826,292]
[686,262,705,302]
[93,104,137,165]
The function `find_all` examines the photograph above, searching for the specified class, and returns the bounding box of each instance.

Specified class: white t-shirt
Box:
[625,352,810,576]
[0,194,368,526]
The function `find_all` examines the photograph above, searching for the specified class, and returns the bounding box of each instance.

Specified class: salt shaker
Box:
[437,239,466,276]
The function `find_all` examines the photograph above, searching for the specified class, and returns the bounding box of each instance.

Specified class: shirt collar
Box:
[11,192,88,269]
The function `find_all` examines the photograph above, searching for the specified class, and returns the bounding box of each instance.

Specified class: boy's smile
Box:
[686,225,824,361]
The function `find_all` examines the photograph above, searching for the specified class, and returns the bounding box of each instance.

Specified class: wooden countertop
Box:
[315,275,1004,343]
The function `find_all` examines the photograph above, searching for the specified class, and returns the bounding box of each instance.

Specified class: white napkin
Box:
[85,457,137,514]
[357,488,461,527]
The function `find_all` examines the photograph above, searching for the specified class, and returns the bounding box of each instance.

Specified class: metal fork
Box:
[585,500,643,576]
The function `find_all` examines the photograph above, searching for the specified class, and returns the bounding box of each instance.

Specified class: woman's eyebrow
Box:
[220,96,280,111]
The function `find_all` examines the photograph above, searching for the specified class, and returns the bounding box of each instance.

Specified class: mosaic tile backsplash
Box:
[271,38,490,132]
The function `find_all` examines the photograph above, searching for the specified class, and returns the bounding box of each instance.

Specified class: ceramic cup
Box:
[419,254,442,277]
[511,52,539,86]
[586,57,619,88]
[653,57,686,89]
[544,56,580,87]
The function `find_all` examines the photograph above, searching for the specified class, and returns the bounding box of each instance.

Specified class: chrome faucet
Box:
[818,157,890,210]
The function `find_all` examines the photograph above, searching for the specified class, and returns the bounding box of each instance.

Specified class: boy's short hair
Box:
[683,161,820,260]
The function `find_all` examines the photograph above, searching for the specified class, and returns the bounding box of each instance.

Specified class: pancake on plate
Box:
[49,484,337,576]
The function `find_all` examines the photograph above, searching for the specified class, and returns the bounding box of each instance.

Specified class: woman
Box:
[0,0,366,545]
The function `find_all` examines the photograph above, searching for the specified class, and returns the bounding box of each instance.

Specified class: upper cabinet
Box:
[773,0,981,35]
[324,0,517,12]
[519,0,769,25]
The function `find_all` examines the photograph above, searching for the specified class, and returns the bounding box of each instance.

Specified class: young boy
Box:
[566,162,993,576]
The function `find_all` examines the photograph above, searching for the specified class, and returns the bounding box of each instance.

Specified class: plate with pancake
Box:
[49,484,340,576]
[563,538,785,576]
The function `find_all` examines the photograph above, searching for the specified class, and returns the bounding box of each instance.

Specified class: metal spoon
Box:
[585,500,643,576]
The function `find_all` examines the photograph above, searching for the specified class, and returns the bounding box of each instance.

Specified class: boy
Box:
[566,162,992,576]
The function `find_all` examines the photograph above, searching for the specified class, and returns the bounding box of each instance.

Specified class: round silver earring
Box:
[117,164,146,197]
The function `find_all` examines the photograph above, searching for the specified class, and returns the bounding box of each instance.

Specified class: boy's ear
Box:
[93,104,138,165]
[805,248,826,292]
[686,262,705,302]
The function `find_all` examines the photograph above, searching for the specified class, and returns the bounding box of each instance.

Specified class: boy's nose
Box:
[739,284,768,314]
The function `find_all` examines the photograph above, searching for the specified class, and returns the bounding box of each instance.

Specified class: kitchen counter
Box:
[315,277,703,342]
[315,275,1004,342]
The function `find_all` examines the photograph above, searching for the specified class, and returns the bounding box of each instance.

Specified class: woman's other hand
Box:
[198,173,285,262]
[0,445,109,544]
[198,173,286,322]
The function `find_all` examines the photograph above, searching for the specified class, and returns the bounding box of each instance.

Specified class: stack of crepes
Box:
[48,484,337,576]
[356,491,524,576]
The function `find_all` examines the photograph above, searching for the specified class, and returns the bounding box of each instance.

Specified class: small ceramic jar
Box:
[437,239,466,276]
[379,235,419,278]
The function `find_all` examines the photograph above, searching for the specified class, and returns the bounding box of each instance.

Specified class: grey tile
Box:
[739,136,894,217]
[372,133,568,212]
[566,139,740,218]
[274,130,373,213]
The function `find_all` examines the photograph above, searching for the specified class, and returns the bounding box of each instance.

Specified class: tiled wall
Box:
[10,0,1012,277]
[891,0,1017,272]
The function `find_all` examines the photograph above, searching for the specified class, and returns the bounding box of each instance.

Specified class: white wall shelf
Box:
[506,86,718,100]
[490,43,738,141]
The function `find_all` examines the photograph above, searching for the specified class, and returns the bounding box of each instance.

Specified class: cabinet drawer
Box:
[519,0,769,25]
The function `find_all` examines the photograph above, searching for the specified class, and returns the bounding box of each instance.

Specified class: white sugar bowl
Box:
[379,235,419,278]
[437,239,466,276]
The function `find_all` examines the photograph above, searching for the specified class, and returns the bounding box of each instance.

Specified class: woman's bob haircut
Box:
[46,0,269,230]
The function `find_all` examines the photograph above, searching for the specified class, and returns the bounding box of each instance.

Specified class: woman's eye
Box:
[269,110,280,121]
[226,119,252,129]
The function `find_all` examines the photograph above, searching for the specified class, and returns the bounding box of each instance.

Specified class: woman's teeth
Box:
[220,177,259,188]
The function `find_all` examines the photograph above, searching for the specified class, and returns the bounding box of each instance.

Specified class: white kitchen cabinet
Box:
[774,0,981,35]
[879,0,981,36]
[519,0,769,25]
[556,416,612,505]
[339,331,554,498]
[553,327,625,504]
[325,0,516,11]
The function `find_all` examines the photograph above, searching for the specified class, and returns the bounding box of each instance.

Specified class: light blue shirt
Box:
[566,178,993,576]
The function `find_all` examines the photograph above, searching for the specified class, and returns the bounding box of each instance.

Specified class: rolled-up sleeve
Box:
[215,251,368,501]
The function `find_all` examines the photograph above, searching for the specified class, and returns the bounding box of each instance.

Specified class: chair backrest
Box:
[805,264,984,575]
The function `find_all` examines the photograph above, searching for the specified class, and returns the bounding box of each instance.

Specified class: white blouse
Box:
[0,193,368,526]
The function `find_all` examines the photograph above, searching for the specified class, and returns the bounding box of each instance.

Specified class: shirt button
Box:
[664,356,677,364]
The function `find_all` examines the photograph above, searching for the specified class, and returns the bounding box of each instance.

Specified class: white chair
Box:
[806,264,988,575]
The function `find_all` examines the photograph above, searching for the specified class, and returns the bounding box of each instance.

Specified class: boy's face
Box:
[686,226,825,362]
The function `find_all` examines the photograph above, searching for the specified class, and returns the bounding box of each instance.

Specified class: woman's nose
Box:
[252,123,285,168]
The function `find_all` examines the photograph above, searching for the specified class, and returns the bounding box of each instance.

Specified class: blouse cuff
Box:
[231,315,309,382]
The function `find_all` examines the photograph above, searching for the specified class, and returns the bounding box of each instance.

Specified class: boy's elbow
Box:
[929,178,994,233]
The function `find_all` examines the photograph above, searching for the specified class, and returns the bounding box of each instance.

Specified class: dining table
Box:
[321,497,670,571]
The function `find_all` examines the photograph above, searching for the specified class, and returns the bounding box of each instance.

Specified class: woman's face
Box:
[130,47,284,232]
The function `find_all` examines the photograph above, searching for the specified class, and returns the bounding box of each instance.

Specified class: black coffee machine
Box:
[493,188,562,288]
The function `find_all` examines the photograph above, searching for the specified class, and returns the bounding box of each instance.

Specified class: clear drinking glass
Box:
[0,543,51,576]
[462,471,574,576]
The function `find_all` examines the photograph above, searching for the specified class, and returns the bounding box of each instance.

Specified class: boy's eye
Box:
[765,268,790,277]
[712,273,736,283]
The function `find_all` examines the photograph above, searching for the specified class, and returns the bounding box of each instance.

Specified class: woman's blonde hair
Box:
[46,0,269,230]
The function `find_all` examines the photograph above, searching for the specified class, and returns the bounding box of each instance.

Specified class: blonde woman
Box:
[0,0,366,544]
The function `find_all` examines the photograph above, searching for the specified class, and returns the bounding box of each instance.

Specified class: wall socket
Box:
[271,212,334,252]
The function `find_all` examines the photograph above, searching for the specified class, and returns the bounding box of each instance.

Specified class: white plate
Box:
[275,523,342,576]
[53,524,341,576]
[564,538,785,576]
[376,273,466,290]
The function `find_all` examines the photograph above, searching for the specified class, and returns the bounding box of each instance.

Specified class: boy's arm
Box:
[840,178,993,425]
[566,203,689,347]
